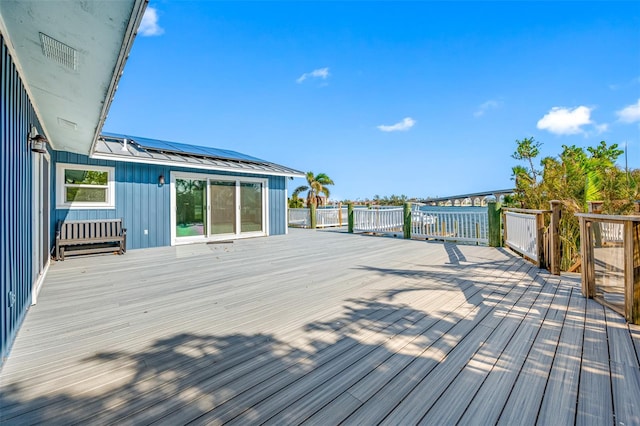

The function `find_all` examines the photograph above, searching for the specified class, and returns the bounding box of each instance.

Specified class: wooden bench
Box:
[55,218,126,261]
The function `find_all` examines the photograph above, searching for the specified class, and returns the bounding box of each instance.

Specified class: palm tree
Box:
[288,193,305,208]
[293,172,335,207]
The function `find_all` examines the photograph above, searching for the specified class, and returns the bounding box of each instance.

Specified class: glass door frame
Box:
[31,150,51,304]
[170,171,269,245]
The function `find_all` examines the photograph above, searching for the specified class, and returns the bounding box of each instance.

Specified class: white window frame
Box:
[170,171,269,245]
[56,163,115,209]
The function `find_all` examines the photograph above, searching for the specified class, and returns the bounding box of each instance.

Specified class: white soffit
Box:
[0,0,147,155]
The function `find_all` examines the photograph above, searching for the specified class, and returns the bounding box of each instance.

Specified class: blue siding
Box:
[1,36,40,365]
[269,176,287,235]
[52,153,290,250]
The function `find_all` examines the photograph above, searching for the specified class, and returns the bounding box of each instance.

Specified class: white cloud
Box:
[296,67,330,84]
[616,99,640,123]
[473,100,502,117]
[377,117,416,132]
[537,106,594,135]
[139,6,164,37]
[595,123,609,134]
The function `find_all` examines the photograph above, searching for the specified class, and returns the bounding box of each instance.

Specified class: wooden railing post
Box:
[549,200,561,275]
[488,201,502,247]
[502,210,508,246]
[403,203,411,239]
[348,203,354,233]
[579,216,595,298]
[310,203,317,229]
[338,202,343,227]
[624,220,640,324]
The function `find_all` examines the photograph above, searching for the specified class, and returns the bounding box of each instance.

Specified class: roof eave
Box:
[90,0,148,156]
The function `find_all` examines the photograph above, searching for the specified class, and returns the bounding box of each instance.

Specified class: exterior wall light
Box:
[29,126,49,153]
[158,174,165,186]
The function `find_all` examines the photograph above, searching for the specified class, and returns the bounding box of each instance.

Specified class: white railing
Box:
[288,208,311,227]
[316,208,346,228]
[504,211,538,261]
[599,222,623,245]
[288,207,347,228]
[353,208,404,233]
[411,209,488,244]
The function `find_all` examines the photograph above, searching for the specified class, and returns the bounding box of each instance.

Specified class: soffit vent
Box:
[39,33,78,70]
[57,117,78,130]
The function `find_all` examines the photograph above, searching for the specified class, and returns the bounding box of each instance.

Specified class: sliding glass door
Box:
[172,173,267,243]
[175,178,207,237]
[210,180,236,235]
[241,182,263,233]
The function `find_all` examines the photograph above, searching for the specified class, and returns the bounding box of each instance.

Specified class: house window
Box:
[56,163,115,209]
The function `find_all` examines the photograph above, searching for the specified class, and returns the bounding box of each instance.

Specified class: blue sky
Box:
[104,1,640,201]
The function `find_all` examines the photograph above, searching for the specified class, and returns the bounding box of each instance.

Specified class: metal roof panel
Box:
[94,133,305,178]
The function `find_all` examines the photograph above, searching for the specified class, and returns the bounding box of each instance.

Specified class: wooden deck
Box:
[1,228,639,425]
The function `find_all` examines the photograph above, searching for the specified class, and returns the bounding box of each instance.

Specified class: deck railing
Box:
[501,206,562,272]
[577,213,640,324]
[317,208,346,228]
[503,209,546,264]
[353,207,404,233]
[288,207,347,228]
[411,209,488,244]
[288,208,311,227]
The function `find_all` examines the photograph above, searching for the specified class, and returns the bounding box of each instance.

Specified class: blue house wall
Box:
[52,151,288,250]
[1,36,41,365]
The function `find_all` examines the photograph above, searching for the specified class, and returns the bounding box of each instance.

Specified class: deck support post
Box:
[348,203,354,233]
[403,202,411,239]
[549,200,562,275]
[310,203,317,229]
[488,201,502,247]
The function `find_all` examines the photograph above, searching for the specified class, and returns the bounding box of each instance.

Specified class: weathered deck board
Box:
[605,307,640,426]
[193,284,472,425]
[417,276,559,425]
[537,286,587,425]
[456,274,561,425]
[383,264,545,425]
[248,268,516,425]
[576,299,614,426]
[239,258,528,423]
[495,283,573,425]
[0,228,638,425]
[338,261,534,425]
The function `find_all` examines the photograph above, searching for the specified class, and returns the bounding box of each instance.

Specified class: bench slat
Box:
[60,237,124,245]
